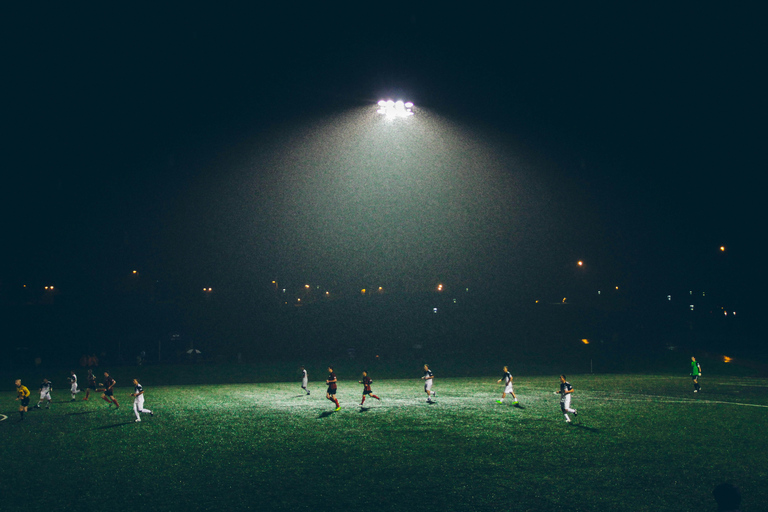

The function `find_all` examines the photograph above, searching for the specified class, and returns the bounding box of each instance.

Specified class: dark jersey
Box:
[362,376,372,392]
[327,372,337,391]
[88,373,97,385]
[424,369,434,380]
[560,381,573,399]
[104,377,116,390]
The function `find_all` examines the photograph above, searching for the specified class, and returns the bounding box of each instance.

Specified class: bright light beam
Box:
[377,99,414,118]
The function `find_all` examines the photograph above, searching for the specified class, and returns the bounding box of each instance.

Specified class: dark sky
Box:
[4,4,764,304]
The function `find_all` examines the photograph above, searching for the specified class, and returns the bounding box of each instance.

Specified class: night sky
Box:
[4,4,764,310]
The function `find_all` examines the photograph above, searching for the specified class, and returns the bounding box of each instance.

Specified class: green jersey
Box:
[691,361,701,376]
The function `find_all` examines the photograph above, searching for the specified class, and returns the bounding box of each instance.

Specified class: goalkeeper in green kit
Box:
[690,356,702,393]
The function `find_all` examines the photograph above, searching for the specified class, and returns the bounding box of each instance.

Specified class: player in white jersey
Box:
[300,366,310,395]
[130,379,153,422]
[421,364,436,403]
[68,370,80,401]
[36,378,53,409]
[496,366,518,405]
[555,375,578,423]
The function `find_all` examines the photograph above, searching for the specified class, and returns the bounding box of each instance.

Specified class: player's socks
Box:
[361,396,366,405]
[372,395,380,400]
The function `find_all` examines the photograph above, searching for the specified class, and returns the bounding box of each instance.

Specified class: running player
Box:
[325,366,340,411]
[130,378,153,422]
[35,378,53,409]
[99,371,120,408]
[300,366,310,395]
[359,370,381,406]
[691,356,702,393]
[84,369,97,400]
[496,366,518,405]
[68,370,80,401]
[15,379,31,420]
[555,375,577,423]
[421,364,436,403]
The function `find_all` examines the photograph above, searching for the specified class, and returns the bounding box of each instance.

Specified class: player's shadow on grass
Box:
[513,403,526,410]
[317,411,336,419]
[570,423,599,433]
[92,421,135,430]
[358,407,371,413]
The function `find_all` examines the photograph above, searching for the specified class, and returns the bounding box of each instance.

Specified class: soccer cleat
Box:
[694,390,698,393]
[334,406,341,411]
[34,405,41,409]
[566,418,571,423]
[496,400,503,404]
[150,412,153,417]
[135,419,141,422]
[573,410,578,417]
[512,401,519,405]
[307,391,310,395]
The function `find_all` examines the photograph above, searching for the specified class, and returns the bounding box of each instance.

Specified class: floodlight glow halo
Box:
[376,98,415,118]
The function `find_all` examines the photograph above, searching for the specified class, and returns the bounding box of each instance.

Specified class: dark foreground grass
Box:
[2,374,767,512]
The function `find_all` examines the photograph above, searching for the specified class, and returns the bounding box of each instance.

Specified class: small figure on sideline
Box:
[300,366,310,395]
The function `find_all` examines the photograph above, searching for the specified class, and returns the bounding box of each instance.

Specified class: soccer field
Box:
[2,374,767,512]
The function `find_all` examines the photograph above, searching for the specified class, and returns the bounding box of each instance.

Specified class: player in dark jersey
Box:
[15,379,31,420]
[690,356,702,393]
[325,366,340,411]
[421,364,436,403]
[84,369,97,400]
[496,366,519,405]
[99,371,120,408]
[35,378,53,409]
[130,378,153,422]
[358,371,381,406]
[555,375,577,423]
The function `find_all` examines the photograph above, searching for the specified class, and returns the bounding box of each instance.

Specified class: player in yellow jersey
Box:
[15,379,31,421]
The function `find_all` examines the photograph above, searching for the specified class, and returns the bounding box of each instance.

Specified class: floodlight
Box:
[376,99,415,118]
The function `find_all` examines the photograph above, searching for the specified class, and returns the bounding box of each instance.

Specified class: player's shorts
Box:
[691,374,699,380]
[424,380,433,392]
[362,389,372,395]
[301,379,308,389]
[504,383,514,394]
[88,382,97,390]
[40,391,51,400]
[103,388,114,397]
[21,397,30,407]
[327,386,337,395]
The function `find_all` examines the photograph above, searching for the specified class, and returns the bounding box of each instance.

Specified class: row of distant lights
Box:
[377,100,414,118]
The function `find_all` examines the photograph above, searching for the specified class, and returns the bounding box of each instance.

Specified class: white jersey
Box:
[69,374,78,392]
[502,371,514,393]
[423,369,434,391]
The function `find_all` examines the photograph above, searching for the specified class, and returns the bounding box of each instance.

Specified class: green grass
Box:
[2,374,767,511]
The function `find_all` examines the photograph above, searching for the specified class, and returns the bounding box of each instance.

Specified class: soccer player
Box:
[325,366,340,411]
[68,370,80,401]
[300,366,310,395]
[15,379,31,420]
[691,356,702,393]
[556,375,577,423]
[496,366,518,405]
[35,378,53,409]
[84,369,97,400]
[359,370,381,406]
[421,364,436,403]
[99,371,120,408]
[130,378,154,422]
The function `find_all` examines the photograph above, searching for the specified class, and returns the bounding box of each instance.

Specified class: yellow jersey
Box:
[16,385,30,398]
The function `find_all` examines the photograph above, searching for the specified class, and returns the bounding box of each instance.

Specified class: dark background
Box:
[2,4,764,367]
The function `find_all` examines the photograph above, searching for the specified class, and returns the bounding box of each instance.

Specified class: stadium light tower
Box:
[377,99,414,118]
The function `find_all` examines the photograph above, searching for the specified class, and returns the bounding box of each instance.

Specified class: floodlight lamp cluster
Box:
[377,99,414,118]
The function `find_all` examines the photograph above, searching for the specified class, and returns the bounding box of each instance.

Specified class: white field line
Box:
[581,393,768,408]
[0,414,7,421]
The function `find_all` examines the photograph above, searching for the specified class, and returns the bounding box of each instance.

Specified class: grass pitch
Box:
[2,373,767,511]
